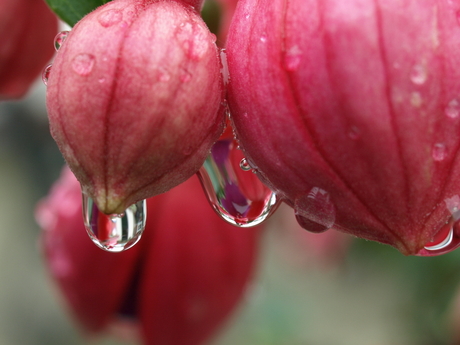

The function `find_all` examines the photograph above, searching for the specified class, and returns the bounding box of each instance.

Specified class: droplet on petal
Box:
[432,143,448,161]
[54,31,70,51]
[72,53,95,76]
[42,64,52,86]
[98,9,123,27]
[445,99,460,119]
[82,193,146,252]
[283,45,302,71]
[196,134,279,227]
[294,187,336,233]
[410,64,427,85]
[239,158,251,171]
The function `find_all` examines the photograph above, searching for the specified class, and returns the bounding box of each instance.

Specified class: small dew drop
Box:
[432,143,447,161]
[72,53,95,76]
[445,99,460,119]
[410,64,427,85]
[54,31,69,51]
[42,64,52,86]
[82,193,146,252]
[239,158,251,171]
[347,125,361,140]
[260,36,267,43]
[98,9,123,27]
[410,92,423,108]
[158,71,171,82]
[283,45,302,71]
[180,71,192,83]
[220,49,229,85]
[98,77,106,84]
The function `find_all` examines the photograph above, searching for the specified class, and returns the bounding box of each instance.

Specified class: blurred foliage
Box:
[44,0,110,26]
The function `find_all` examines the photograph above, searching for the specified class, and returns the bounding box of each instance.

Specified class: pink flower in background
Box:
[36,166,259,345]
[226,0,460,255]
[46,0,224,215]
[0,0,57,99]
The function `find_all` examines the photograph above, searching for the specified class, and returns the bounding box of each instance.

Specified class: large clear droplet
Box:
[82,193,146,252]
[196,128,279,227]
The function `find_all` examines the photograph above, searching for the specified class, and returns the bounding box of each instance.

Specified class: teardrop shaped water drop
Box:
[82,193,146,252]
[196,125,279,227]
[54,31,70,51]
[42,64,52,86]
[294,187,336,233]
[417,217,460,256]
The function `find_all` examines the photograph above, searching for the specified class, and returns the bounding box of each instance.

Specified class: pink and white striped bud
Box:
[46,0,224,214]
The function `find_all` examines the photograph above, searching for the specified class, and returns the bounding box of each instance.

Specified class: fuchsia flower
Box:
[46,0,224,215]
[0,0,57,99]
[36,166,259,345]
[226,0,460,255]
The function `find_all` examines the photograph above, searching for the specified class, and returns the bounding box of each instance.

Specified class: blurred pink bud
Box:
[46,0,224,214]
[0,0,57,99]
[226,0,460,255]
[37,166,259,344]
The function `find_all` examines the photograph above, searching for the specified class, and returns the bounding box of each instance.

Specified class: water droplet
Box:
[98,77,106,83]
[98,9,123,27]
[260,36,267,43]
[220,49,229,85]
[445,99,460,119]
[410,91,423,107]
[410,64,427,85]
[82,194,146,252]
[54,31,69,51]
[42,64,52,86]
[72,53,95,76]
[196,127,280,227]
[283,45,302,71]
[294,187,336,233]
[347,125,361,140]
[432,143,447,161]
[180,71,192,83]
[240,158,251,171]
[417,218,460,256]
[158,70,171,82]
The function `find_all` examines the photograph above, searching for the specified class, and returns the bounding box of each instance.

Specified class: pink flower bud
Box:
[226,0,460,255]
[0,0,57,99]
[37,166,259,344]
[46,0,224,214]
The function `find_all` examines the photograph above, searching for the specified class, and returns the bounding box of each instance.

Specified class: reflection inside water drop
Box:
[54,31,70,51]
[417,196,460,256]
[197,128,279,227]
[42,64,52,86]
[82,193,146,252]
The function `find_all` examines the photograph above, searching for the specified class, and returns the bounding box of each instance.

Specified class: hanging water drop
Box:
[294,187,336,233]
[82,193,146,252]
[54,31,69,51]
[42,64,52,86]
[417,218,460,256]
[196,123,280,227]
[239,158,251,171]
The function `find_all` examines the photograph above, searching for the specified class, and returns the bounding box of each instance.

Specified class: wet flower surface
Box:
[37,166,259,345]
[226,0,460,255]
[0,0,57,99]
[46,0,224,215]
